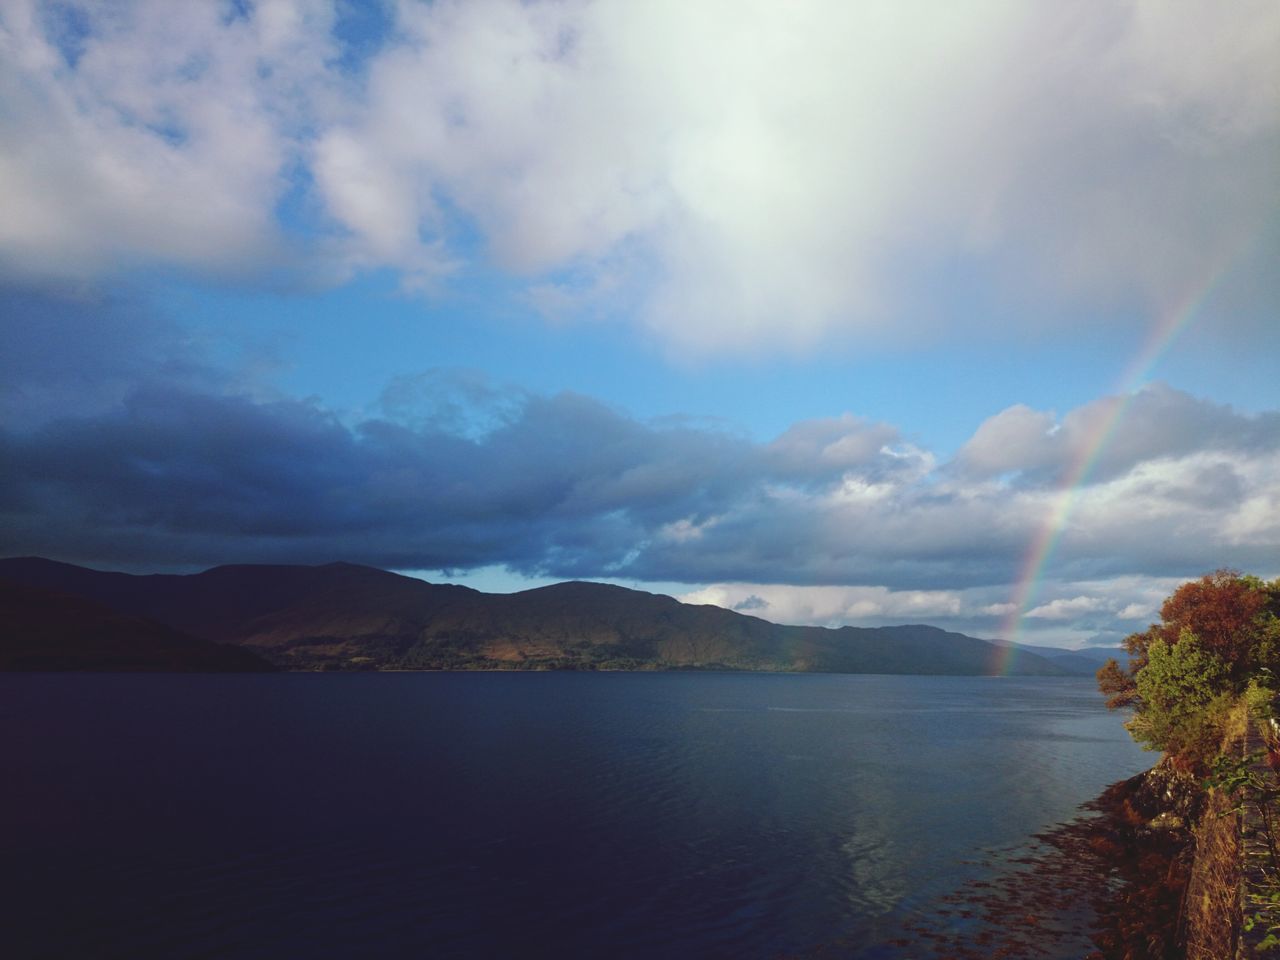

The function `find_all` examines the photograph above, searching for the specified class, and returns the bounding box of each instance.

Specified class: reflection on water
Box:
[839,826,907,917]
[2,673,1150,958]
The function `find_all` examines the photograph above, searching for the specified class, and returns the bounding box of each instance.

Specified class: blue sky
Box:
[2,0,1277,649]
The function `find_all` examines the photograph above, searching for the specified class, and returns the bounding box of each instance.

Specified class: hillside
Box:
[0,578,276,672]
[989,638,1127,675]
[0,557,1074,676]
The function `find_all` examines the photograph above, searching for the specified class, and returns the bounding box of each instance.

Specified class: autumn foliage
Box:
[1157,570,1270,667]
[1098,570,1280,762]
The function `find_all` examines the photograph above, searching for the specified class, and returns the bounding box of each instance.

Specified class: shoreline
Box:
[855,765,1198,959]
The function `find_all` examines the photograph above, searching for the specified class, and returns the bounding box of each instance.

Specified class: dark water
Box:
[2,673,1149,958]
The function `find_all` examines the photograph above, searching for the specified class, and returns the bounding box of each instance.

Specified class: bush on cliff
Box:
[1126,630,1234,758]
[1099,570,1280,767]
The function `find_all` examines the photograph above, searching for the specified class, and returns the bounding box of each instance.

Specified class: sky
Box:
[1,0,1278,650]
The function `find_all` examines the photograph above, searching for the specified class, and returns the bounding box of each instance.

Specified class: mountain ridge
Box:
[0,576,276,672]
[0,557,1084,676]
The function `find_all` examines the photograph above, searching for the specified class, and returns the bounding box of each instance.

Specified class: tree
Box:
[1097,624,1160,709]
[1125,630,1231,757]
[1097,654,1139,709]
[1098,571,1280,764]
[1157,570,1268,677]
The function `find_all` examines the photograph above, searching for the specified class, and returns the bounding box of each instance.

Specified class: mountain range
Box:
[0,557,1122,676]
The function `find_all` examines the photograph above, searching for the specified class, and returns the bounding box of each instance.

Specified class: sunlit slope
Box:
[0,558,1071,675]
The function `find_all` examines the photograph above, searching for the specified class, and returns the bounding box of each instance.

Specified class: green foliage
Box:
[1206,751,1278,818]
[1126,631,1232,758]
[1096,572,1280,948]
[1242,906,1280,953]
[1247,677,1279,723]
[1243,882,1280,954]
[1102,571,1280,765]
[1207,750,1280,949]
[1252,608,1280,682]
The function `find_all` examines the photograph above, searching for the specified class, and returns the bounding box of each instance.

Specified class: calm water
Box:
[2,673,1149,958]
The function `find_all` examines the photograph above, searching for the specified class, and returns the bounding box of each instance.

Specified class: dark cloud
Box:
[1,285,1275,588]
[0,284,224,426]
[5,369,1275,590]
[0,377,752,575]
[0,362,994,583]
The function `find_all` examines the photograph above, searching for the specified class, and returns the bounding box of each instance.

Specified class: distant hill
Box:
[0,578,276,672]
[1042,646,1130,675]
[0,557,1077,676]
[991,640,1128,676]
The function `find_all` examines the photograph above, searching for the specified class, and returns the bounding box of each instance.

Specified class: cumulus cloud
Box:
[317,0,1280,350]
[1118,602,1154,620]
[957,384,1280,486]
[1025,596,1108,621]
[954,405,1060,479]
[2,1,1276,349]
[1009,575,1183,645]
[0,0,339,282]
[681,584,966,630]
[0,286,1274,645]
[2,331,1276,605]
[674,576,1183,647]
[762,414,925,485]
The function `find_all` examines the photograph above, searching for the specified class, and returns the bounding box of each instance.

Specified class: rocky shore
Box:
[875,757,1245,959]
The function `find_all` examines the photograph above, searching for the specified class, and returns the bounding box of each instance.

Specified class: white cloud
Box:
[0,0,338,281]
[764,414,906,481]
[673,578,1183,649]
[1025,596,1108,620]
[1117,602,1153,620]
[678,583,966,629]
[1,1,1276,349]
[956,385,1280,485]
[309,0,1280,350]
[658,516,717,544]
[1008,575,1183,644]
[955,404,1059,478]
[632,385,1280,596]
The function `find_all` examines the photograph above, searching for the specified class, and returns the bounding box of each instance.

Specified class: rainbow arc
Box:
[993,249,1245,675]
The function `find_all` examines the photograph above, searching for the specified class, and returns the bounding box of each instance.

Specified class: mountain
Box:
[0,578,276,672]
[988,638,1128,677]
[1038,646,1129,675]
[0,557,1074,676]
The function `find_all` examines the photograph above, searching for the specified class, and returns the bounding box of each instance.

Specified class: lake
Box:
[2,672,1150,958]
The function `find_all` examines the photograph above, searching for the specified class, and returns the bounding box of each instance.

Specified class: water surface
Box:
[2,672,1150,958]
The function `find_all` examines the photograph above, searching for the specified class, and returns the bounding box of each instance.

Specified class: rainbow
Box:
[993,252,1243,675]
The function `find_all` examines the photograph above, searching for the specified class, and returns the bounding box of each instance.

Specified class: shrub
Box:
[1101,572,1280,766]
[1125,631,1232,759]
